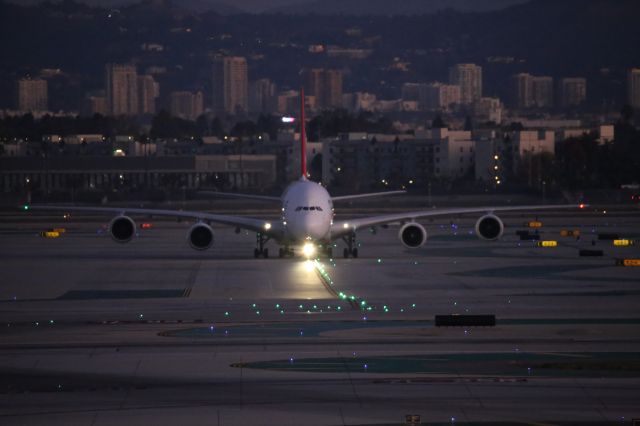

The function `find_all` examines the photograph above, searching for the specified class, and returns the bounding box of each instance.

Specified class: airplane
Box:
[23,89,586,259]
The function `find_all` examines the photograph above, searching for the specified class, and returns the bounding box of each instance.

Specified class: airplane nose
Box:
[305,216,329,239]
[289,214,329,241]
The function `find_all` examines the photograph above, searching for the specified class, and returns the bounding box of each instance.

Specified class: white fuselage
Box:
[281,178,333,243]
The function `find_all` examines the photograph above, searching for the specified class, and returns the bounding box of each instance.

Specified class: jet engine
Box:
[398,222,427,248]
[188,222,214,250]
[475,214,504,240]
[109,215,136,243]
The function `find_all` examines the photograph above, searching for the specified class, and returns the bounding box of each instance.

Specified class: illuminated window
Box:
[295,207,302,211]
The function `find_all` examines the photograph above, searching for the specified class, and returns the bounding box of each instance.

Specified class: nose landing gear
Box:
[278,246,295,258]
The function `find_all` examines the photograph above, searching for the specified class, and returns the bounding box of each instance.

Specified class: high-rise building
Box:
[473,97,502,124]
[401,83,422,101]
[169,91,204,121]
[323,69,343,109]
[105,64,138,116]
[277,90,300,115]
[448,63,482,104]
[423,82,461,111]
[304,68,343,110]
[559,77,587,108]
[17,78,48,111]
[212,56,248,115]
[249,79,276,114]
[511,73,553,109]
[511,73,533,109]
[531,76,554,108]
[82,95,108,116]
[137,74,159,115]
[628,68,640,109]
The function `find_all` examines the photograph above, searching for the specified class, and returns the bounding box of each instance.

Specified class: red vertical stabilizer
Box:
[300,87,307,179]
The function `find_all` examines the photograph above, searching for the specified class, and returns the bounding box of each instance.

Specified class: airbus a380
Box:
[25,91,585,259]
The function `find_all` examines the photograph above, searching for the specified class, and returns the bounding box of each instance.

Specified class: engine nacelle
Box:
[188,222,214,250]
[398,222,428,248]
[109,215,136,243]
[475,214,504,241]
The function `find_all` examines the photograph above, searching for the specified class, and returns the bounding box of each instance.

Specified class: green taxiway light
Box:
[224,311,229,316]
[23,205,29,210]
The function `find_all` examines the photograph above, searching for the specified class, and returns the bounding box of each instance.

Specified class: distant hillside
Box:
[4,0,529,15]
[0,0,638,109]
[267,0,528,15]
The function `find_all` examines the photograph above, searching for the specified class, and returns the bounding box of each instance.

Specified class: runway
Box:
[1,206,639,425]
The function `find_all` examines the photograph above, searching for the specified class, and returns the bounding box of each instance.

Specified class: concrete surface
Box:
[1,206,639,425]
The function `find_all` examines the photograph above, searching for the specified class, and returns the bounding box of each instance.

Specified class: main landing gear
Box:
[342,233,358,258]
[254,233,270,258]
[278,246,295,258]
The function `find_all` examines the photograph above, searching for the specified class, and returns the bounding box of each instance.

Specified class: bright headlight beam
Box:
[302,242,316,258]
[303,260,315,272]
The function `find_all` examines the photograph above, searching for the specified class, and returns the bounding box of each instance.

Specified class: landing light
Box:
[302,242,316,258]
[264,222,272,230]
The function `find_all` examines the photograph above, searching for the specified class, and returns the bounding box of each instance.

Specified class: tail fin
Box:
[300,87,307,179]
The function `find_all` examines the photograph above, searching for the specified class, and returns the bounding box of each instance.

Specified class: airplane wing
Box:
[331,204,586,238]
[24,205,284,238]
[331,190,406,202]
[198,191,281,202]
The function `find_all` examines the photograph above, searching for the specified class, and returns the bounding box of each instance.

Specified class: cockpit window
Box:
[295,206,324,212]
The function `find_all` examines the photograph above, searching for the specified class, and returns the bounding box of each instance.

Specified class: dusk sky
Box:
[5,0,319,13]
[4,0,527,13]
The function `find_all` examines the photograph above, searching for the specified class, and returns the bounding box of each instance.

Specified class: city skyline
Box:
[1,0,637,116]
